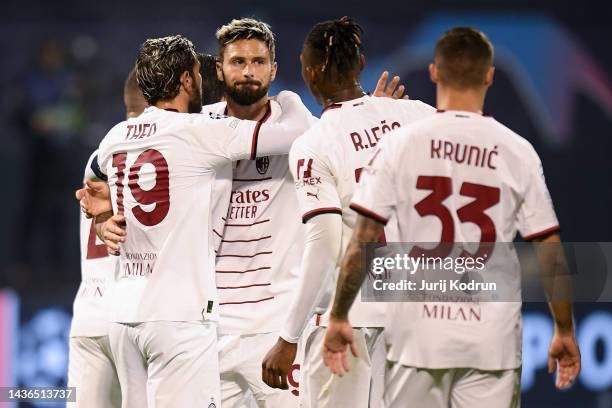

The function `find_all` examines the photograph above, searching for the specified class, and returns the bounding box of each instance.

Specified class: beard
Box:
[187,80,203,113]
[223,76,270,106]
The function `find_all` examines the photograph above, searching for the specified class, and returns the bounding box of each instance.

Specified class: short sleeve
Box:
[289,137,342,223]
[193,113,259,161]
[349,138,399,225]
[517,148,560,240]
[84,150,104,182]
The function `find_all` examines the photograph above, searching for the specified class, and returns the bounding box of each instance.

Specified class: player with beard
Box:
[84,23,407,408]
[206,18,311,407]
[81,34,314,407]
[203,18,406,407]
[68,67,146,408]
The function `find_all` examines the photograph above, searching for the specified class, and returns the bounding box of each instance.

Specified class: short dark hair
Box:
[216,18,276,61]
[197,53,224,105]
[135,35,198,105]
[304,16,364,81]
[434,27,494,89]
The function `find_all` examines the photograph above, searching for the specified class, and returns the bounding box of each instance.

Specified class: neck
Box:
[155,98,188,113]
[436,85,486,113]
[322,82,366,108]
[225,95,269,121]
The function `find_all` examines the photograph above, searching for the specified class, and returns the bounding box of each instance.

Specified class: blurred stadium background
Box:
[0,0,610,407]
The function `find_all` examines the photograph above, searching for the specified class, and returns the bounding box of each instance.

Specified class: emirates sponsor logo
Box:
[230,189,270,204]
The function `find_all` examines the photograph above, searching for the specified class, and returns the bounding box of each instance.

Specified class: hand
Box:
[372,71,409,100]
[75,186,91,218]
[262,338,297,389]
[548,329,581,389]
[322,317,357,377]
[275,90,301,105]
[77,180,112,218]
[101,215,126,256]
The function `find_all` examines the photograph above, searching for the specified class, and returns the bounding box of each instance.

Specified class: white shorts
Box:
[67,336,121,408]
[300,326,385,408]
[108,320,220,408]
[218,331,300,408]
[384,362,521,408]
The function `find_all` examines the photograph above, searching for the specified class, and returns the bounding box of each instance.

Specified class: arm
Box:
[222,91,316,161]
[322,216,384,376]
[77,151,112,218]
[321,139,398,376]
[77,180,112,218]
[330,216,383,320]
[518,145,579,389]
[262,138,342,388]
[262,214,342,389]
[532,232,580,389]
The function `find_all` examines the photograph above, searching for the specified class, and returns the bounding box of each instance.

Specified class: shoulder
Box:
[98,120,128,153]
[291,119,331,153]
[201,101,228,115]
[386,98,436,115]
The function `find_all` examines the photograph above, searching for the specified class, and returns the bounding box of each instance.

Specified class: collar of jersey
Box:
[321,94,370,116]
[436,109,491,118]
[144,106,181,114]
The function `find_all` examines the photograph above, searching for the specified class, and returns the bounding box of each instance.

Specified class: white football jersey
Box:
[289,95,435,327]
[70,152,117,337]
[95,99,310,323]
[204,100,313,334]
[351,110,560,370]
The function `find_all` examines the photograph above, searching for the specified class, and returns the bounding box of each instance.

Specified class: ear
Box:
[305,65,317,84]
[359,54,366,72]
[484,66,495,87]
[216,60,224,82]
[180,70,192,91]
[270,61,278,82]
[429,63,438,84]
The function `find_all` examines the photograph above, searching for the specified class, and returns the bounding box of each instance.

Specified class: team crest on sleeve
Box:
[256,156,270,174]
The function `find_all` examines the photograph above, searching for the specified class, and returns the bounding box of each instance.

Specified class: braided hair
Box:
[304,16,363,81]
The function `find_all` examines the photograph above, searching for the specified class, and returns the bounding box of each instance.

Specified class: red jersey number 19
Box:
[112,149,170,227]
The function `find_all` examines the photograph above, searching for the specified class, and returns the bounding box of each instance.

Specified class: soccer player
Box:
[261,17,434,408]
[205,18,312,407]
[67,68,146,408]
[88,35,313,407]
[323,27,581,407]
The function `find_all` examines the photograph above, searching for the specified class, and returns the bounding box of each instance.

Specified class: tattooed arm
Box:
[322,215,384,376]
[331,216,384,319]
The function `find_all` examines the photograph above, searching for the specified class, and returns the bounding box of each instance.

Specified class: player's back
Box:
[367,110,558,245]
[96,106,242,324]
[351,110,559,370]
[293,95,434,230]
[290,95,434,327]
